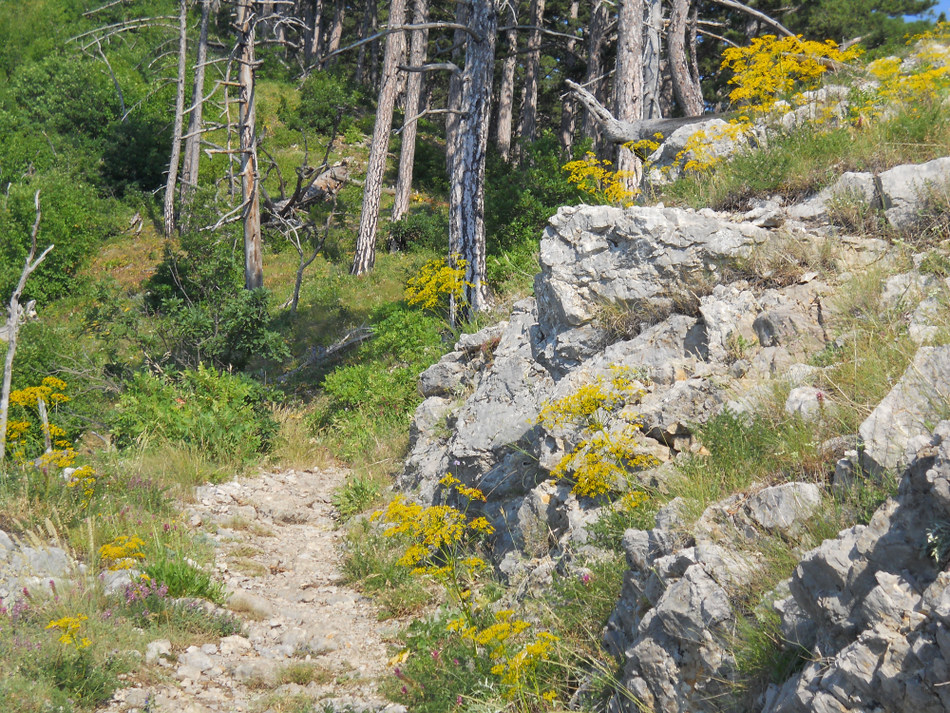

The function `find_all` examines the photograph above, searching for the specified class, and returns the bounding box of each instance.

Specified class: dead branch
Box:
[277,326,375,382]
[1,191,54,464]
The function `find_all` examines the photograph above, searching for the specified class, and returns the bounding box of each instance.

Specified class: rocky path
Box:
[101,468,404,713]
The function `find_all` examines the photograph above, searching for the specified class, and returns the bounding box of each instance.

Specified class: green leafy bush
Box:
[387,207,448,253]
[146,227,288,369]
[278,70,361,135]
[11,55,120,147]
[0,177,116,304]
[111,365,279,463]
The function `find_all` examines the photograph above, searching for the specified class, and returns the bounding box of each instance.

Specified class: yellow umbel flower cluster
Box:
[866,24,950,106]
[721,34,862,113]
[46,614,91,650]
[405,255,471,310]
[562,152,639,206]
[448,610,560,698]
[372,492,493,571]
[538,366,657,497]
[98,535,146,570]
[8,376,70,408]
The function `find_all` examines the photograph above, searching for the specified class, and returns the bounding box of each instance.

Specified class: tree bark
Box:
[237,0,263,289]
[517,0,545,150]
[181,0,211,204]
[669,0,703,116]
[163,0,188,236]
[449,0,498,317]
[392,0,429,223]
[356,0,378,86]
[350,0,408,275]
[305,0,324,63]
[558,0,580,155]
[614,0,645,185]
[0,192,52,465]
[642,0,663,120]
[495,28,517,161]
[324,0,345,64]
[445,1,469,176]
[583,0,608,139]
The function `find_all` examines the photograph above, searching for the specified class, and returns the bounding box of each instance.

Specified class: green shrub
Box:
[111,365,279,464]
[146,228,288,369]
[279,70,361,135]
[388,207,448,253]
[0,177,116,304]
[332,473,383,519]
[11,55,120,146]
[101,113,170,193]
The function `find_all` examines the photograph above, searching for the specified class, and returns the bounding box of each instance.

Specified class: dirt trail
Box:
[99,468,404,713]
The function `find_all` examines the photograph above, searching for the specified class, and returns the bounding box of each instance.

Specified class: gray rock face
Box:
[787,156,950,230]
[535,204,769,367]
[645,118,750,186]
[0,529,76,608]
[859,345,950,474]
[879,156,950,228]
[765,421,950,713]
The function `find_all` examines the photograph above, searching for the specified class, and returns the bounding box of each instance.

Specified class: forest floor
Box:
[96,467,404,713]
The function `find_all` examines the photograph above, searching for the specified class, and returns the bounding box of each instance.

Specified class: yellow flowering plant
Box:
[98,535,146,570]
[45,614,91,650]
[562,152,639,206]
[721,34,862,115]
[5,376,72,465]
[863,23,950,111]
[538,365,658,498]
[405,255,471,318]
[372,475,493,603]
[446,609,561,703]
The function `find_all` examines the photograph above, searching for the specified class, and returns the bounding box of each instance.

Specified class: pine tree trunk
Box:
[163,0,188,237]
[181,0,211,205]
[642,0,662,120]
[688,4,701,89]
[238,0,263,289]
[583,0,608,139]
[324,0,345,64]
[392,0,429,223]
[614,0,644,187]
[559,0,580,155]
[350,0,408,275]
[449,0,498,316]
[305,0,323,62]
[669,0,704,116]
[495,28,517,161]
[445,1,469,176]
[517,0,545,149]
[355,0,377,86]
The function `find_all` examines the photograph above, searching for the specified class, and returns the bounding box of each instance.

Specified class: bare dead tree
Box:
[1,192,53,465]
[516,0,546,151]
[237,0,263,289]
[181,0,212,204]
[568,78,716,143]
[669,0,704,116]
[558,0,580,155]
[163,0,189,236]
[392,0,430,223]
[351,0,408,275]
